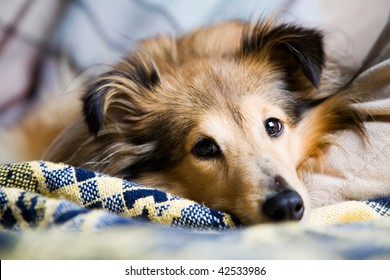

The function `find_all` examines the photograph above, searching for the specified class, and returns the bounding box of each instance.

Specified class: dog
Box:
[2,20,365,225]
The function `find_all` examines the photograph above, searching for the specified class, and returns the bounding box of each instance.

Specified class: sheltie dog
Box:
[2,20,365,225]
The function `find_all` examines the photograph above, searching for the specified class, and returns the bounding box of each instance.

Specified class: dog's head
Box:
[49,21,363,225]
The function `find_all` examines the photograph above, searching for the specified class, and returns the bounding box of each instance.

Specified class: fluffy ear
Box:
[241,21,325,90]
[83,56,160,135]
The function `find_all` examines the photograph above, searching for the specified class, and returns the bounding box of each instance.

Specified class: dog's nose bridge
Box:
[274,175,289,190]
[239,147,295,191]
[256,174,294,194]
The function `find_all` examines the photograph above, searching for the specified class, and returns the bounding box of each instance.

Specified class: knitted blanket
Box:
[1,161,389,232]
[0,161,237,231]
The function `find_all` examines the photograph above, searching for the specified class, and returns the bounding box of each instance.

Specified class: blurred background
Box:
[0,0,389,126]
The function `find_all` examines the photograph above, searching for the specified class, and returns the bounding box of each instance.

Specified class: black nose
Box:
[262,190,304,221]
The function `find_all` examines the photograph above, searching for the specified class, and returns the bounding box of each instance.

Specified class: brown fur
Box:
[2,20,364,225]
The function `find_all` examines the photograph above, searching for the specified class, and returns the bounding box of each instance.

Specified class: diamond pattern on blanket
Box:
[0,161,238,230]
[79,180,101,205]
[75,168,97,182]
[103,194,125,213]
[41,163,76,192]
[172,204,230,230]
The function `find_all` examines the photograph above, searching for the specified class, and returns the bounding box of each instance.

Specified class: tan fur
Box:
[1,20,365,225]
[0,92,81,163]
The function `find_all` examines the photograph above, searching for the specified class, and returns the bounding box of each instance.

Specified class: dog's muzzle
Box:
[262,189,304,222]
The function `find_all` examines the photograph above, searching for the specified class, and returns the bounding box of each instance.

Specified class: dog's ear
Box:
[241,21,325,90]
[83,56,160,135]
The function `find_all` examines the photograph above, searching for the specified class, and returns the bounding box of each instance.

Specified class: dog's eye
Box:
[192,137,221,159]
[265,118,283,137]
